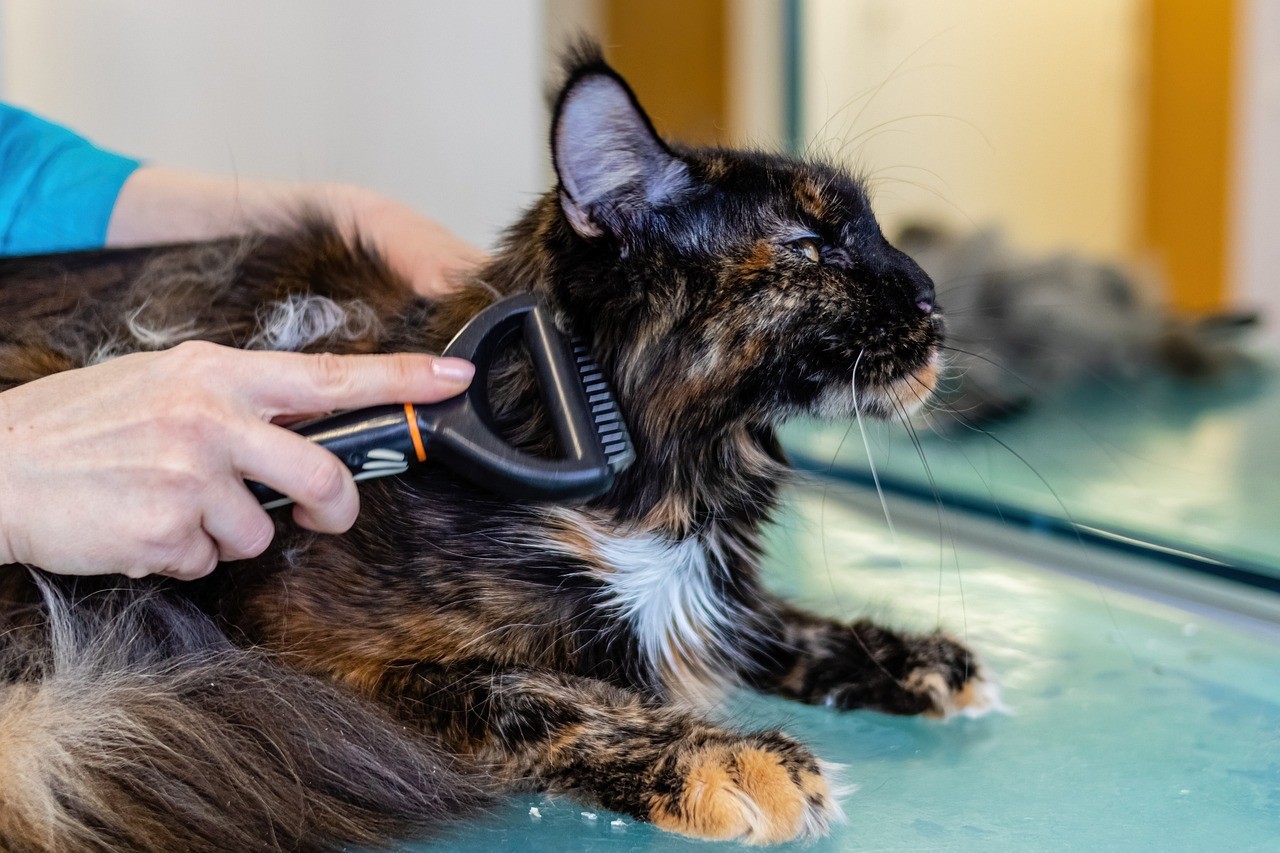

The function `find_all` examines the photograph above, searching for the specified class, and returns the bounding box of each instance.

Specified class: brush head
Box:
[422,292,635,500]
[572,336,635,475]
[250,294,636,507]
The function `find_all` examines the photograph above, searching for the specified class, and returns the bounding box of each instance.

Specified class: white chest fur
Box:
[576,524,743,696]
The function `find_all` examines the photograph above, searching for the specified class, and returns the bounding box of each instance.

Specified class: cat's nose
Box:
[884,244,936,315]
[911,263,942,313]
[912,273,936,315]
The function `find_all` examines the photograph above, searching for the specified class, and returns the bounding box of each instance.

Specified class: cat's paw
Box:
[810,626,1006,718]
[646,732,844,845]
[899,634,1006,720]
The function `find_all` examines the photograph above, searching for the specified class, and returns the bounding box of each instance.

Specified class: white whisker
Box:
[852,350,902,567]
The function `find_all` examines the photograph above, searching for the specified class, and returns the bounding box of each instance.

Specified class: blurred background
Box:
[2,0,1270,330]
[2,0,1279,574]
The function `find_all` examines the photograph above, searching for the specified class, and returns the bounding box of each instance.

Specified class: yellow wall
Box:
[1140,0,1236,314]
[602,0,729,145]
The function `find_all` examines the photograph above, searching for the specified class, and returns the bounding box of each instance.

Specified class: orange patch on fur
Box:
[798,765,830,800]
[634,483,697,538]
[650,746,751,841]
[732,748,807,840]
[951,679,979,709]
[777,660,809,697]
[700,156,732,182]
[547,722,588,761]
[649,745,827,845]
[795,178,829,220]
[904,669,953,719]
[735,337,765,370]
[736,240,776,279]
[886,357,940,413]
[247,576,573,696]
[549,521,600,565]
[0,344,74,384]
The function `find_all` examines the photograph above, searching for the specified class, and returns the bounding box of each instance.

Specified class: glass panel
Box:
[782,356,1280,580]
[781,0,1280,580]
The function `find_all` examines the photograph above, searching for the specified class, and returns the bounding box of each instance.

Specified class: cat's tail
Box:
[0,574,487,853]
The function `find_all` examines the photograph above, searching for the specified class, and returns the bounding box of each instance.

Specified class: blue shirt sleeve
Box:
[0,104,141,256]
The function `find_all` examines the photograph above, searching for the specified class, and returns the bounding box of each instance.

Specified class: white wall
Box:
[0,1,547,249]
[801,0,1146,259]
[727,0,785,148]
[1230,0,1280,343]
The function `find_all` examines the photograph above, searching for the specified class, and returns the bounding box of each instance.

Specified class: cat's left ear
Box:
[552,64,694,238]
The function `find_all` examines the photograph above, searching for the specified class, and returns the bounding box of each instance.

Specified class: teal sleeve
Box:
[0,104,141,256]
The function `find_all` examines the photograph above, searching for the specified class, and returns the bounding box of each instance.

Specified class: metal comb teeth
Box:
[571,336,636,473]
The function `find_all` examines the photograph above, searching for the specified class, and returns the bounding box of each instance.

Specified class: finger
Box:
[291,499,354,535]
[231,419,360,534]
[201,482,277,562]
[237,351,474,417]
[155,534,220,581]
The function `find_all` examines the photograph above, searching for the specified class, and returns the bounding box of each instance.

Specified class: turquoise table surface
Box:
[780,356,1280,583]
[415,485,1280,852]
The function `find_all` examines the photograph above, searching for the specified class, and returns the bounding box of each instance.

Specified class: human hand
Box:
[0,343,474,580]
[321,184,489,298]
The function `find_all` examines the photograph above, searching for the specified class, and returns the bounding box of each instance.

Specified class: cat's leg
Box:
[743,600,1003,718]
[371,662,843,844]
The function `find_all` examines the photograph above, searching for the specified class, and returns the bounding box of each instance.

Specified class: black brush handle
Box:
[248,404,424,508]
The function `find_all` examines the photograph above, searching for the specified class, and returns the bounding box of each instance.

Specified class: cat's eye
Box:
[788,236,823,264]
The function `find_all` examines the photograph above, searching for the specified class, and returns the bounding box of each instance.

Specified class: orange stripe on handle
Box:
[404,403,427,462]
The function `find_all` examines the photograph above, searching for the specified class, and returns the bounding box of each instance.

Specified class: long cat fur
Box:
[0,50,1000,850]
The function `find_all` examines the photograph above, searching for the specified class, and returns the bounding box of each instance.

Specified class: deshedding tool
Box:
[248,294,634,507]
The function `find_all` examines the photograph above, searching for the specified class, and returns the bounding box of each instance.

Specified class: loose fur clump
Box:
[0,47,1000,850]
[244,294,381,350]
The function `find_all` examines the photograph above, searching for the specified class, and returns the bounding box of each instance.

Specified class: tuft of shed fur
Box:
[0,575,487,853]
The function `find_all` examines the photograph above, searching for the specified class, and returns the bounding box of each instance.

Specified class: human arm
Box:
[0,103,485,295]
[106,167,486,298]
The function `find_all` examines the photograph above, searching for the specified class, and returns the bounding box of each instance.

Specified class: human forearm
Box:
[104,166,303,246]
[106,167,486,296]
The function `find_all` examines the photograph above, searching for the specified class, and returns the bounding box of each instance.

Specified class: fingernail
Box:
[432,357,475,384]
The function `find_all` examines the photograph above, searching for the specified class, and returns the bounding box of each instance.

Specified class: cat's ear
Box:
[552,64,693,238]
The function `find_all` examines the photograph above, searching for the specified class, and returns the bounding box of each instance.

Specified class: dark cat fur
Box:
[0,51,999,850]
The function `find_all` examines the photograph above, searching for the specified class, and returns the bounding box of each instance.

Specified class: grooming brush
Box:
[248,293,634,507]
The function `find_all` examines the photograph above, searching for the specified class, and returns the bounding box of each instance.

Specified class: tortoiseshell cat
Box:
[0,52,1000,850]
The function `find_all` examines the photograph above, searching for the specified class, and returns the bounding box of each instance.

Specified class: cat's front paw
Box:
[645,731,843,845]
[899,636,1005,719]
[810,624,1006,718]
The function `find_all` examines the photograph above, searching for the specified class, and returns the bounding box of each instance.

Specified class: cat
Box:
[0,49,1000,850]
[895,223,1258,427]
